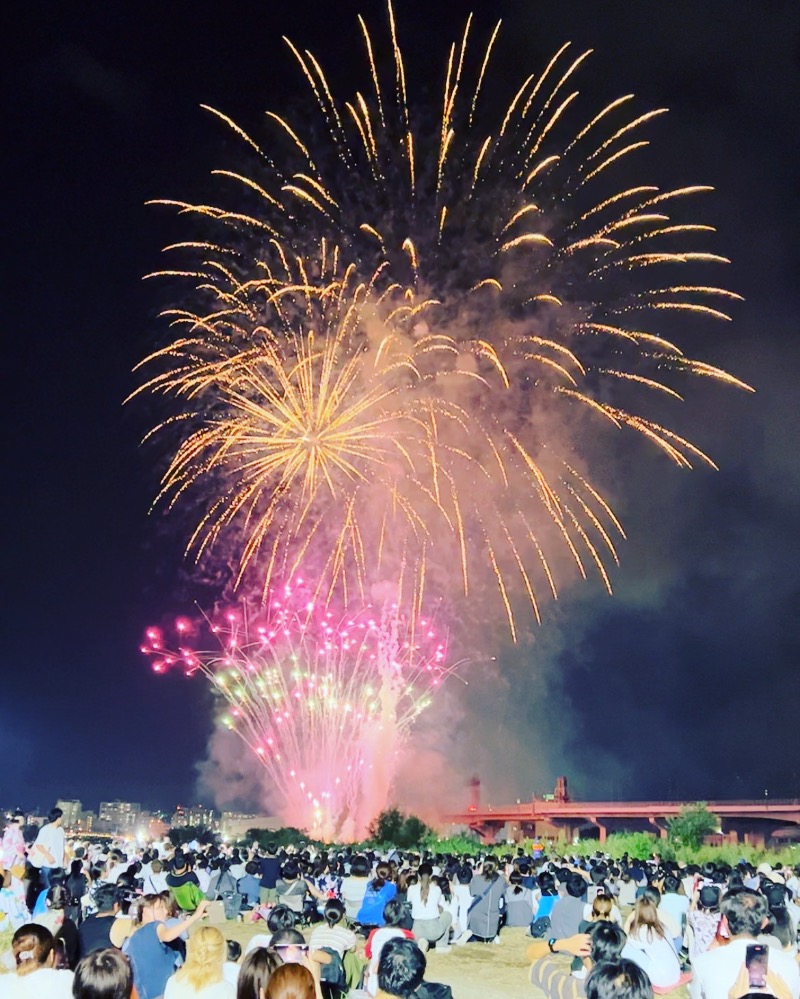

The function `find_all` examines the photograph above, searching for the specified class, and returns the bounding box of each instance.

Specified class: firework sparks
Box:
[142,579,455,838]
[134,3,751,634]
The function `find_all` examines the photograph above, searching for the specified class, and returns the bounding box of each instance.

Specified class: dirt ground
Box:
[211,921,692,999]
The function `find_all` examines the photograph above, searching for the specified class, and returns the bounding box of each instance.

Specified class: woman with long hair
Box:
[163,925,234,998]
[625,895,682,990]
[236,947,279,999]
[6,922,74,997]
[406,862,452,952]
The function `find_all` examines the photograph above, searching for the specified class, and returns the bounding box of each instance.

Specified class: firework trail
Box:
[142,579,453,837]
[134,5,750,636]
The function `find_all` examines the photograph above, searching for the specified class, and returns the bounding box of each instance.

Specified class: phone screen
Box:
[745,943,768,988]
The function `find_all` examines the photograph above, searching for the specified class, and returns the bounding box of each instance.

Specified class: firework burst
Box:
[134,3,751,636]
[142,578,454,838]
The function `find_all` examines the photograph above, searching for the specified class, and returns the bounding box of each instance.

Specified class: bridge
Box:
[445,778,800,846]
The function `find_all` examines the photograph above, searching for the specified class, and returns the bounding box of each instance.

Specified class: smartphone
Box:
[745,943,768,989]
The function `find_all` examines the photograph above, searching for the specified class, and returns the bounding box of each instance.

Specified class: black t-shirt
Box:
[259,856,281,888]
[78,913,115,958]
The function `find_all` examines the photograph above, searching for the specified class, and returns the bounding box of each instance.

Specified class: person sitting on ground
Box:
[687,885,721,963]
[72,948,133,999]
[528,922,647,999]
[550,873,590,940]
[407,863,452,952]
[690,888,800,999]
[340,856,371,922]
[237,863,261,910]
[585,960,654,999]
[357,864,398,930]
[163,924,235,998]
[308,899,357,957]
[624,895,683,992]
[143,860,169,895]
[364,898,416,997]
[659,875,689,942]
[126,893,209,999]
[6,922,74,998]
[269,929,328,999]
[78,884,122,959]
[376,936,452,999]
[275,863,308,918]
[505,871,536,928]
[464,857,505,944]
[167,853,205,912]
[236,947,279,999]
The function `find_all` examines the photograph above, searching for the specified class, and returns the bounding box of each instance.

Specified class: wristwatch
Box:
[547,938,558,953]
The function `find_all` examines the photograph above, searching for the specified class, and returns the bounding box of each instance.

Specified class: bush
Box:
[666,804,719,850]
[368,808,432,849]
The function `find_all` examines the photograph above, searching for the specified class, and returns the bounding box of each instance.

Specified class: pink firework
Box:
[142,578,456,838]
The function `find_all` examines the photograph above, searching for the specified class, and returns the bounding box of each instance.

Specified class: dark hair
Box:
[237,947,279,999]
[227,939,242,962]
[566,873,587,899]
[588,922,626,964]
[270,928,306,950]
[266,842,278,855]
[47,807,64,825]
[640,886,661,907]
[382,898,408,927]
[267,905,297,931]
[13,923,54,972]
[73,948,133,999]
[721,888,769,937]
[323,899,345,927]
[349,856,370,878]
[538,871,558,896]
[245,861,259,876]
[585,960,654,999]
[482,857,500,881]
[766,906,794,949]
[377,937,426,998]
[663,875,680,894]
[371,862,391,891]
[455,863,473,885]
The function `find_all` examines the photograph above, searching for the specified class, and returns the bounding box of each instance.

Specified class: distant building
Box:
[98,801,142,834]
[220,812,281,842]
[171,805,218,829]
[56,800,83,828]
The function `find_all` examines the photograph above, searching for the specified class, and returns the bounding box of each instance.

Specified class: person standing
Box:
[29,807,66,893]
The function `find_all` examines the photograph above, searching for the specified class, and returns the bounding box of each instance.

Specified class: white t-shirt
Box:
[0,968,74,998]
[407,882,443,920]
[30,824,65,869]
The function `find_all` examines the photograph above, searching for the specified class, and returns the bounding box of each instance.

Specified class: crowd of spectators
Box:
[1,806,799,998]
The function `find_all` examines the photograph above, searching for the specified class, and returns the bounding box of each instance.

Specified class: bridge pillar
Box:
[648,817,668,839]
[589,818,607,843]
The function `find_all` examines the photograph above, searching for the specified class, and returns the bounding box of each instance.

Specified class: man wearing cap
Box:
[690,888,800,999]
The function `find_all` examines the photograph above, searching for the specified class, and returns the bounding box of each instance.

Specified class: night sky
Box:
[7,0,799,817]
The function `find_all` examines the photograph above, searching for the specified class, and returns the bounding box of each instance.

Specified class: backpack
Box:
[529,915,552,938]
